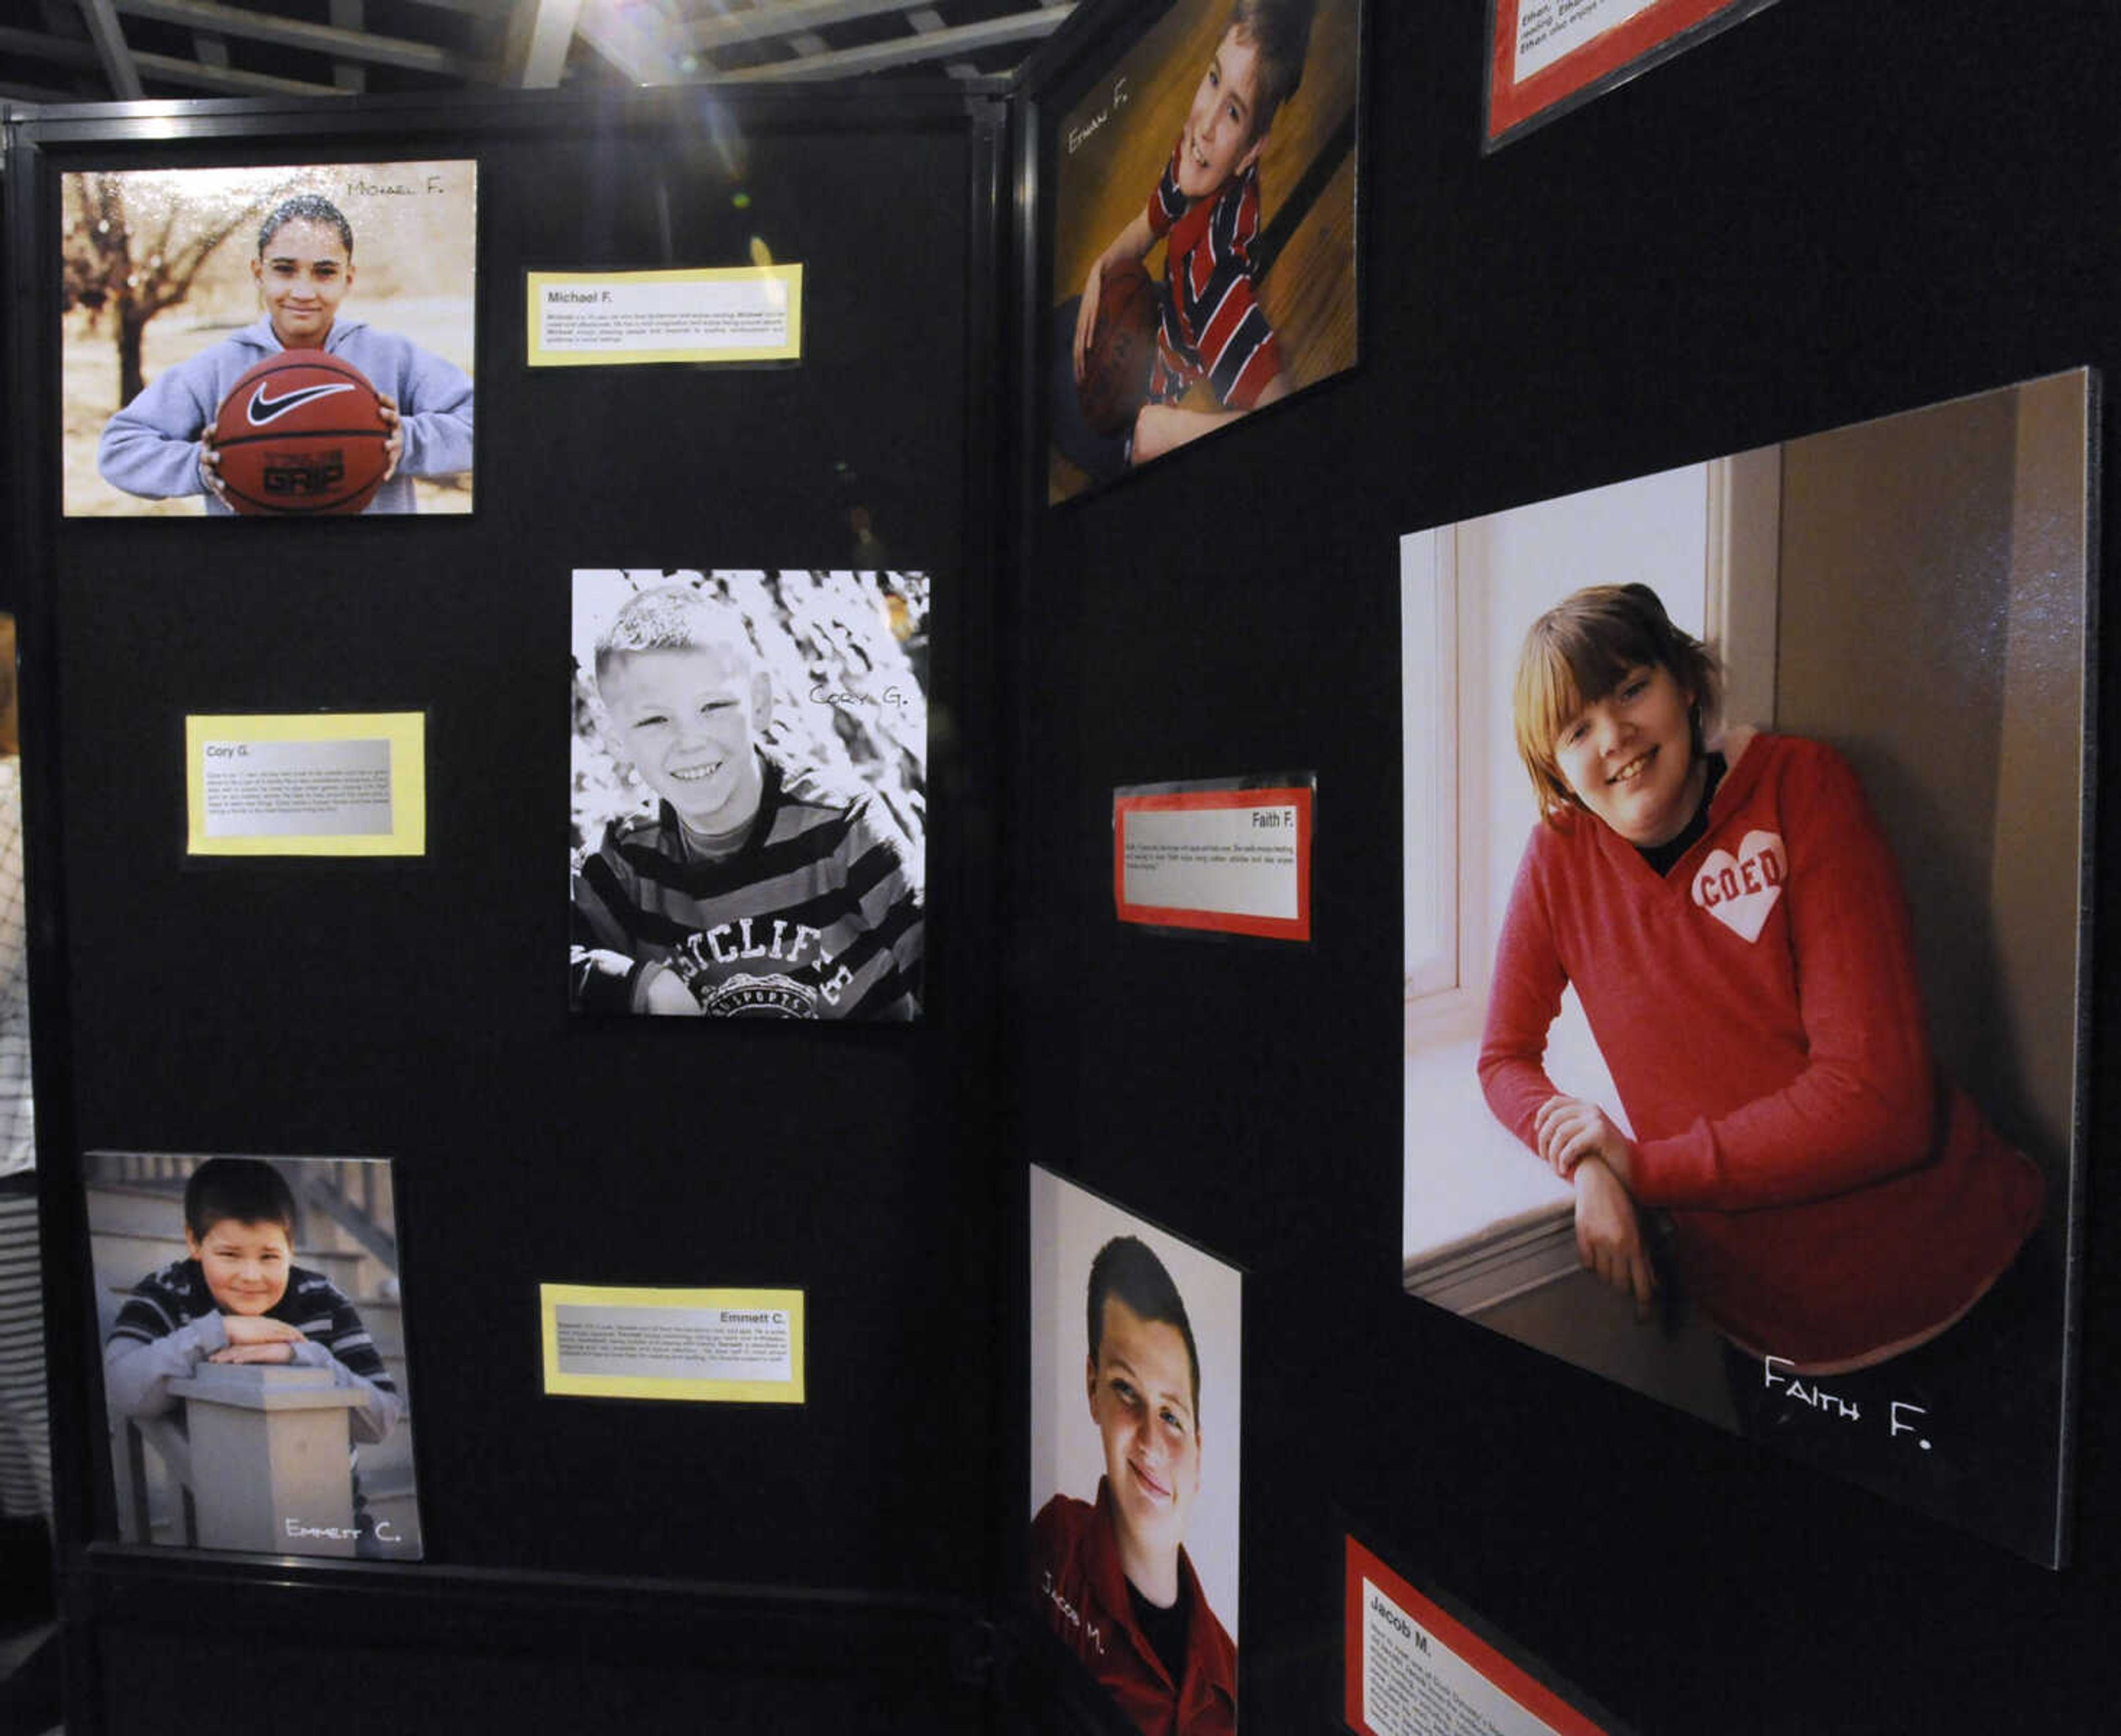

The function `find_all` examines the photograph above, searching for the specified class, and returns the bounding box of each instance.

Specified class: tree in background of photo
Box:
[571,568,930,862]
[62,173,266,410]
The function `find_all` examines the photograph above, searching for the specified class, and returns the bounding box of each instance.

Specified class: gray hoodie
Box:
[97,314,474,515]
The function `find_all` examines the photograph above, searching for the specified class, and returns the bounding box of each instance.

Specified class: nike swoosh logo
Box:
[246,380,356,426]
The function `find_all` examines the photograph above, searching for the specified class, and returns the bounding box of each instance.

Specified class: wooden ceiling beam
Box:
[74,0,145,99]
[500,0,582,86]
[134,46,349,94]
[112,0,474,77]
[712,6,1070,81]
[689,0,927,53]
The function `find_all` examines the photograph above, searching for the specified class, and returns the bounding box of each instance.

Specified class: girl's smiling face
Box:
[252,217,354,349]
[1554,662,1705,847]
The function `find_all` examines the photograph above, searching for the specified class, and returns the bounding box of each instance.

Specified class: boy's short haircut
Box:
[1512,582,1723,824]
[183,1158,298,1242]
[1229,0,1317,134]
[1086,1236,1202,1421]
[258,193,354,258]
[592,585,756,689]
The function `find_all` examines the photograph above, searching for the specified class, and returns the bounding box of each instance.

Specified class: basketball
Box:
[1076,258,1162,438]
[211,350,391,515]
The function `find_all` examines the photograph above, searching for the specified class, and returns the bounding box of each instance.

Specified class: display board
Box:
[1008,0,2120,1731]
[9,2,2121,1732]
[11,85,1005,1733]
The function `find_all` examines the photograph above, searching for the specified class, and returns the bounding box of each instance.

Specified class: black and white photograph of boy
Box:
[569,568,927,1021]
[1400,371,2089,1565]
[87,1152,420,1560]
[1029,1166,1243,1734]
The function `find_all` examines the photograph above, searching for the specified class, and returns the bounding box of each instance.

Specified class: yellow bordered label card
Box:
[525,266,803,366]
[539,1284,806,1404]
[184,711,426,857]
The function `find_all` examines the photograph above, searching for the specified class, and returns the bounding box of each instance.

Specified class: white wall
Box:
[1404,463,1710,1264]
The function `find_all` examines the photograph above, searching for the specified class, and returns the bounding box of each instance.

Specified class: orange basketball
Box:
[1077,258,1162,437]
[212,350,390,516]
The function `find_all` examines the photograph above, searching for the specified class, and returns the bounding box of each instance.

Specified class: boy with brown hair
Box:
[1031,1236,1234,1735]
[1062,0,1317,477]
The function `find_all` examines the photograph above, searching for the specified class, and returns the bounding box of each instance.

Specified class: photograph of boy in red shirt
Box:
[1030,1169,1243,1733]
[1046,0,1360,500]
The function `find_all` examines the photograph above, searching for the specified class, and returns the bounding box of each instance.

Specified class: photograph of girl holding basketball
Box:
[1047,0,1360,503]
[62,163,476,517]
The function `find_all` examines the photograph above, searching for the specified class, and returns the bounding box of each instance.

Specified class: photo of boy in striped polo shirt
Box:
[98,1154,415,1559]
[569,572,926,1021]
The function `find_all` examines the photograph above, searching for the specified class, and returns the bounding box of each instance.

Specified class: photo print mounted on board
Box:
[88,1152,422,1560]
[1400,370,2092,1566]
[61,161,476,517]
[1046,0,1362,503]
[569,568,927,1021]
[1028,1165,1245,1734]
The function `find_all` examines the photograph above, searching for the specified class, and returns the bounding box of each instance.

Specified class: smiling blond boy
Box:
[569,584,924,1020]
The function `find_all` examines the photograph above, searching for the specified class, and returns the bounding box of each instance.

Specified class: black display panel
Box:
[9,0,2121,1729]
[10,83,1006,1730]
[1011,0,2121,1731]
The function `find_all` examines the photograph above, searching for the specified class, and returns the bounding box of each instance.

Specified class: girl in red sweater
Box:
[1479,583,2051,1550]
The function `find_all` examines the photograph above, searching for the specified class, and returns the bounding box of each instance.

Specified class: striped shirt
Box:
[1144,139,1284,411]
[0,763,43,1519]
[0,761,33,1182]
[0,1183,48,1518]
[571,748,924,1020]
[106,1259,400,1444]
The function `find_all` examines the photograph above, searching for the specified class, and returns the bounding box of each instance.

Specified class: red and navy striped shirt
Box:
[1144,138,1284,411]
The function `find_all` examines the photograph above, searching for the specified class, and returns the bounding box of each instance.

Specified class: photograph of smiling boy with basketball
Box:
[1048,0,1360,503]
[61,161,476,517]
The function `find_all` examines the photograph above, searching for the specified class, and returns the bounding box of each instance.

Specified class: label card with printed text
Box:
[539,1284,805,1404]
[1113,777,1314,941]
[184,711,425,857]
[1344,1536,1624,1735]
[1484,0,1784,148]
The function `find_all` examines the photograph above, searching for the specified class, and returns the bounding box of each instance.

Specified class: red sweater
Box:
[1478,732,2041,1369]
[1031,1480,1236,1736]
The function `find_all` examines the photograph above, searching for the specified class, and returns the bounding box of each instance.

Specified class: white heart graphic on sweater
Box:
[1691,830,1787,942]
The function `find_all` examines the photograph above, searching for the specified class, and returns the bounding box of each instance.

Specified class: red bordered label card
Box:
[1344,1536,1622,1735]
[1485,0,1782,149]
[1112,780,1313,941]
